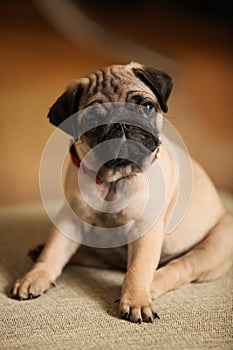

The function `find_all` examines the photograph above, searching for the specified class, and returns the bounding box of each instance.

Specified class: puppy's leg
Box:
[11,226,79,300]
[119,225,164,323]
[151,213,233,299]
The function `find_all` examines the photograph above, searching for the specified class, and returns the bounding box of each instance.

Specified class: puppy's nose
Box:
[105,123,125,139]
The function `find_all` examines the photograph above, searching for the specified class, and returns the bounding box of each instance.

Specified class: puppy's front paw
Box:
[119,293,159,323]
[11,265,54,300]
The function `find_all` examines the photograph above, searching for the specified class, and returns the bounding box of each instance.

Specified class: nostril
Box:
[122,123,129,130]
[115,123,123,130]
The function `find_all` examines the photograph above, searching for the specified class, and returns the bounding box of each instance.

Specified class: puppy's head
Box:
[48,62,173,180]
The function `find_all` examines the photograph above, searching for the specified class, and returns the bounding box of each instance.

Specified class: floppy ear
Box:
[47,83,84,136]
[132,66,173,112]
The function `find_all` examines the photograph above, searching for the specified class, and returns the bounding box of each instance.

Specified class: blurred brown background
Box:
[0,0,232,206]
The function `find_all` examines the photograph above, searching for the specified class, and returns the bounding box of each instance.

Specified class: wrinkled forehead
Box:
[79,65,156,108]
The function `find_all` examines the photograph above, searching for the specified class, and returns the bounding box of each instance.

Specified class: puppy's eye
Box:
[144,102,155,111]
[139,101,156,117]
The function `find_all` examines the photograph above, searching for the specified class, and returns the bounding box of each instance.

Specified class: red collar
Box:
[70,143,102,185]
[69,142,160,186]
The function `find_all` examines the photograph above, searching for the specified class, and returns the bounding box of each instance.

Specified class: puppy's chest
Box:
[84,176,148,227]
[98,181,119,202]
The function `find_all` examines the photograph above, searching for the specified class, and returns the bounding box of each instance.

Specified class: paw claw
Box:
[10,292,17,299]
[28,293,38,300]
[123,312,129,320]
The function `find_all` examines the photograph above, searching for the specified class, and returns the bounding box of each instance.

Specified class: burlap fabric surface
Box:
[0,198,232,350]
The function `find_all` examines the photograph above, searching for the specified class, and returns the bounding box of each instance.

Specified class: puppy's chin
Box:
[97,159,143,183]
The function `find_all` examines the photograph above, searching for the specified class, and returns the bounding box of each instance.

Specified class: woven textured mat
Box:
[0,203,232,350]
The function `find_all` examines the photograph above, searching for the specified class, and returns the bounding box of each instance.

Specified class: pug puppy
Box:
[11,62,233,323]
